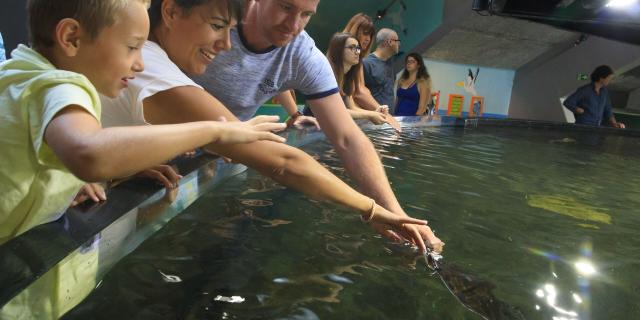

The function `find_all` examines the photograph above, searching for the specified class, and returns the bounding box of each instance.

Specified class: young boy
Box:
[0,0,285,244]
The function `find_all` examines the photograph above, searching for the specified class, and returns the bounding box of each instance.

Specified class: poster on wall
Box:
[469,96,484,117]
[447,94,464,116]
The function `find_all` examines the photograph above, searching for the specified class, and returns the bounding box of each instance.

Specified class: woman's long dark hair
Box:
[401,52,429,82]
[326,32,361,97]
[148,0,242,30]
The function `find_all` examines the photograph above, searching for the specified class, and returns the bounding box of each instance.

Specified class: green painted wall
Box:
[306,0,444,54]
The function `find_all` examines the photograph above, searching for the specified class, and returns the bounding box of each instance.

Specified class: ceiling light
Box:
[605,0,638,8]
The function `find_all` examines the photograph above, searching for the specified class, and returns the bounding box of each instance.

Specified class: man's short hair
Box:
[375,28,395,47]
[28,0,151,50]
[590,65,614,83]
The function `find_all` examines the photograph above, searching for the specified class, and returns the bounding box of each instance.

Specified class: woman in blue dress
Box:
[395,53,432,116]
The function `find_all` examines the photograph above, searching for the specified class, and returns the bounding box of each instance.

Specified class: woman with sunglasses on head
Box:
[395,53,432,116]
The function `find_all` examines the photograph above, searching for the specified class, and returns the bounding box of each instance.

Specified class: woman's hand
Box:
[382,113,402,133]
[215,116,287,144]
[364,204,444,253]
[136,164,182,189]
[366,110,387,125]
[376,105,390,113]
[366,205,445,253]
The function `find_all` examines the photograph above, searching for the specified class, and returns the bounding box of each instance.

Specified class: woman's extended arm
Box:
[352,67,382,111]
[142,86,430,250]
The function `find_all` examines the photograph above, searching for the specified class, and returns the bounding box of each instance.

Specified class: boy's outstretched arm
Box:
[44,105,285,182]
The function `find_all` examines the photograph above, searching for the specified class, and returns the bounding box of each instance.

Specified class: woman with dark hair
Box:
[563,64,625,128]
[342,13,395,116]
[395,53,432,116]
[274,13,387,128]
[101,0,434,247]
[305,32,390,125]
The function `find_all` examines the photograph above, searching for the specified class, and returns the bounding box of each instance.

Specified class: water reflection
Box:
[532,241,597,320]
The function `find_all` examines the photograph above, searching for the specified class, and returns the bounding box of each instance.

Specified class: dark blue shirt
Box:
[563,83,613,126]
[363,54,395,108]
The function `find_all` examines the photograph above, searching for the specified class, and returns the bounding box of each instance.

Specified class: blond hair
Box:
[28,0,151,50]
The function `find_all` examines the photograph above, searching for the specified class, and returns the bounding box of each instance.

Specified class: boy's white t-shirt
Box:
[100,41,202,127]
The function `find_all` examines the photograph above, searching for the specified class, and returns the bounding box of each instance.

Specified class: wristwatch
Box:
[286,111,303,127]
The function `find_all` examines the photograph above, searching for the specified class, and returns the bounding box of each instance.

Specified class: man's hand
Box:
[71,183,107,206]
[614,122,626,129]
[575,107,585,114]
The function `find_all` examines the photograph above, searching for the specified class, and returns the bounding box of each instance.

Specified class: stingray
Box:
[426,251,526,320]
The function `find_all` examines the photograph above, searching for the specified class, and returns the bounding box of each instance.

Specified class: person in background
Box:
[0,0,286,244]
[191,0,443,252]
[101,0,433,247]
[304,33,389,125]
[363,28,400,113]
[563,65,625,128]
[395,53,432,116]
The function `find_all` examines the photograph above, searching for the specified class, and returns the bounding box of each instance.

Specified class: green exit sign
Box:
[577,74,588,80]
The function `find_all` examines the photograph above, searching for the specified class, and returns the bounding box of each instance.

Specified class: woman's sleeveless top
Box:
[395,81,420,116]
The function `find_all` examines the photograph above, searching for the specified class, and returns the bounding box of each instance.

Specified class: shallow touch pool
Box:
[64,124,640,319]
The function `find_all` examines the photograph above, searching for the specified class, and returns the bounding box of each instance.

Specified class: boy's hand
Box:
[216,116,287,144]
[71,183,107,206]
[136,164,182,189]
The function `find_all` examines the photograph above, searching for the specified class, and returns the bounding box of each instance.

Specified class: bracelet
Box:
[286,111,303,127]
[360,198,376,223]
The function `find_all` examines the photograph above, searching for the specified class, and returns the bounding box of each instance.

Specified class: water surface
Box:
[65,126,640,319]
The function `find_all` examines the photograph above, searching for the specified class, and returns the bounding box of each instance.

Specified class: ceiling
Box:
[422,13,579,70]
[610,64,640,92]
